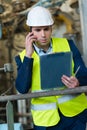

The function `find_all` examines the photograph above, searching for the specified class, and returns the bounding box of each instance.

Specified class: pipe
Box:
[0,86,87,102]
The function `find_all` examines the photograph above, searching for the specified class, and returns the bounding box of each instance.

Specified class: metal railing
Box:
[0,85,87,130]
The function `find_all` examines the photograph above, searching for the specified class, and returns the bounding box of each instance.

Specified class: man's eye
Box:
[36,29,41,32]
[44,28,49,31]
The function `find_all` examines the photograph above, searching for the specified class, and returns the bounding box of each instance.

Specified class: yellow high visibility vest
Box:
[19,38,87,127]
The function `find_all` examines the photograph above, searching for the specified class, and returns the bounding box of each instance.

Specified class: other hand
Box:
[61,75,79,88]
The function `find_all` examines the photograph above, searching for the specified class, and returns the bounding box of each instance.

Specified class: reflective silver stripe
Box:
[31,103,56,110]
[58,95,77,104]
[32,89,48,92]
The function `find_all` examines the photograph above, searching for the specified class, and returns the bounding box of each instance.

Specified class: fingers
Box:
[26,32,37,43]
[61,75,79,88]
[25,32,37,58]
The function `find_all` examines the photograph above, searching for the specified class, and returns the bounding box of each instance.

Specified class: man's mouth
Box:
[40,39,47,43]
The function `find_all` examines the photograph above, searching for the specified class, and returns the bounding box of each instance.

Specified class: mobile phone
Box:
[29,27,32,32]
[29,27,35,47]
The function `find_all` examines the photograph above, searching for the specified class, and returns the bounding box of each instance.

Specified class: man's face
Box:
[32,26,52,49]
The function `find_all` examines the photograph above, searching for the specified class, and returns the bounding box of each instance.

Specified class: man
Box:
[15,6,87,130]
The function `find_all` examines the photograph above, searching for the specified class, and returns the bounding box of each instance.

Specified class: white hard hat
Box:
[26,6,54,26]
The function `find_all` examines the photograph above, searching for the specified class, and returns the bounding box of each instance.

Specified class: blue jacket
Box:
[15,39,87,130]
[15,39,87,93]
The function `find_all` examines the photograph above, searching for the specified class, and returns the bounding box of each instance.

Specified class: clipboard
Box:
[40,52,72,90]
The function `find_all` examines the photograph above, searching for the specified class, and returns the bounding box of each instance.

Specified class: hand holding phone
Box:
[25,32,37,58]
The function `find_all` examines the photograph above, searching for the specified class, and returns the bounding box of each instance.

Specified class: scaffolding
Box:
[0,85,87,130]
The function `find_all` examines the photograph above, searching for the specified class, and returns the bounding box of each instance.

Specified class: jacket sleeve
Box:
[15,55,33,94]
[68,39,87,86]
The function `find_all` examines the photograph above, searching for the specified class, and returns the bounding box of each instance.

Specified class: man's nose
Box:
[41,30,45,37]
